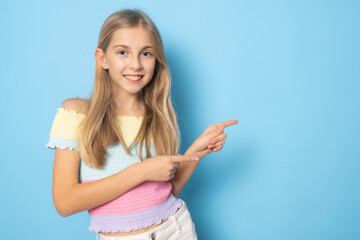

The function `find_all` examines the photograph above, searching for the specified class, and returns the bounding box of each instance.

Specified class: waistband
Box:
[97,199,188,240]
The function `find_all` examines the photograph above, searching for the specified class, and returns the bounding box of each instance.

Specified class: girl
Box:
[46,9,237,240]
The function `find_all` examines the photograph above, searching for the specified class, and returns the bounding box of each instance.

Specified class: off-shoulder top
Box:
[45,107,183,233]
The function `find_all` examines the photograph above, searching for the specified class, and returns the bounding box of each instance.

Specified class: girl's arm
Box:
[170,146,200,197]
[53,147,198,217]
[170,120,237,196]
[52,148,144,217]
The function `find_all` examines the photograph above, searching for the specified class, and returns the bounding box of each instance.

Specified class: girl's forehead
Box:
[110,26,154,47]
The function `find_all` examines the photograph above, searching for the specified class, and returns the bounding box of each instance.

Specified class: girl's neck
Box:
[113,94,145,116]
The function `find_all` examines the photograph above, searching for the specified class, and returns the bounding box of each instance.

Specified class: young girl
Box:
[46,9,237,240]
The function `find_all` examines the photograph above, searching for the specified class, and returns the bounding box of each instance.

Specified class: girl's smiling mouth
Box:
[123,75,144,81]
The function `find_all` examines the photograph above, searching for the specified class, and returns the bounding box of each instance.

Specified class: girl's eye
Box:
[142,52,151,57]
[118,50,126,55]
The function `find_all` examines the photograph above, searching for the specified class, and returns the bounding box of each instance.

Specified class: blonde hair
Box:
[78,9,180,168]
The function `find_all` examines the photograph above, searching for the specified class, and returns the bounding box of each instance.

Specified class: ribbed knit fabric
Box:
[45,107,183,233]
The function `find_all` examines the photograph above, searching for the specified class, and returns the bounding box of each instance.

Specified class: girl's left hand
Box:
[189,119,238,159]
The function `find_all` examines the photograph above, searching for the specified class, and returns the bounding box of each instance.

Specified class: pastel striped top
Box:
[45,107,183,233]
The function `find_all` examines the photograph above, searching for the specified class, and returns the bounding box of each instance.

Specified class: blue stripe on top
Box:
[79,141,157,181]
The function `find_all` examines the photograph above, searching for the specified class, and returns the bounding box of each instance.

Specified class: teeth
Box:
[124,75,142,81]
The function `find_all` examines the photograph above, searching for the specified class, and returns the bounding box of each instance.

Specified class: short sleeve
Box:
[45,107,86,151]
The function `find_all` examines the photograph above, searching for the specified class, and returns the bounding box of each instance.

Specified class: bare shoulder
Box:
[61,98,90,115]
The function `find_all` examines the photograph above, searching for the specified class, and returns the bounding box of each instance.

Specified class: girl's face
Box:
[97,26,156,96]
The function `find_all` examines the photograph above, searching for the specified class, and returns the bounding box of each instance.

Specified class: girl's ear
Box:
[95,48,109,70]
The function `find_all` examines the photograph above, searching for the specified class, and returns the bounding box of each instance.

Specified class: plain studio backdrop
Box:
[1,0,359,239]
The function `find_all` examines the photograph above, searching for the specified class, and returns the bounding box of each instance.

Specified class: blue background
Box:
[1,0,359,239]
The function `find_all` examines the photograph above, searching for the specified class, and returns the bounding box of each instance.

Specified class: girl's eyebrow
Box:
[112,44,153,50]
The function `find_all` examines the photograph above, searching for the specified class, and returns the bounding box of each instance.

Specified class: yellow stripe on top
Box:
[116,116,145,143]
[50,107,145,143]
[50,107,86,141]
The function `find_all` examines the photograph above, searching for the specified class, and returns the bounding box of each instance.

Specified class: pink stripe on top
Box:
[79,180,172,215]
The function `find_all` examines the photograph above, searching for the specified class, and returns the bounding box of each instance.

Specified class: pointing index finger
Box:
[214,120,238,130]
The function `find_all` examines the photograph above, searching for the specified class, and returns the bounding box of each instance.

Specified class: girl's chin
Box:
[124,87,144,95]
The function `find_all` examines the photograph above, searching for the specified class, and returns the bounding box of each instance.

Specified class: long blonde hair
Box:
[78,9,180,169]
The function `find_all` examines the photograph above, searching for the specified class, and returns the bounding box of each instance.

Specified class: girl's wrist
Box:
[132,161,148,182]
[184,145,201,160]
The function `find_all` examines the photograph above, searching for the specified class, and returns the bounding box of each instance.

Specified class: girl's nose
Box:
[129,56,143,70]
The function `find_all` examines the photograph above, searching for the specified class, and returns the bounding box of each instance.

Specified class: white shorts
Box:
[96,199,198,240]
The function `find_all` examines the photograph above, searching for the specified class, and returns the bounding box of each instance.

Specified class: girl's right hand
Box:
[139,154,199,181]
